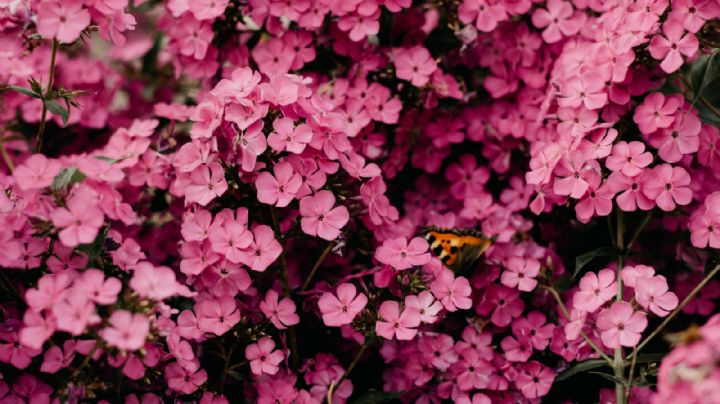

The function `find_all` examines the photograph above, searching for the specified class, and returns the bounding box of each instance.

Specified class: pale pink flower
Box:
[642,164,692,211]
[260,289,299,330]
[255,161,302,207]
[375,237,431,270]
[237,225,282,272]
[36,0,91,44]
[605,141,653,177]
[404,291,442,323]
[634,276,679,317]
[13,154,62,190]
[50,192,105,248]
[196,297,241,336]
[501,256,540,292]
[430,269,473,311]
[596,301,648,349]
[648,20,699,73]
[267,118,313,154]
[572,269,616,313]
[100,310,150,351]
[318,283,368,327]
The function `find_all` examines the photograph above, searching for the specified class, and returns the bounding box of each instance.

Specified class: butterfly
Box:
[422,226,496,273]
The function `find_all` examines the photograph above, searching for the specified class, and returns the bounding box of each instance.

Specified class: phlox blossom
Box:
[318,283,367,327]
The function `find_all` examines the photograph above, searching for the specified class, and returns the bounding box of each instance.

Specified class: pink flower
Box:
[531,0,582,43]
[36,0,91,44]
[236,121,268,172]
[574,172,614,223]
[245,337,284,376]
[189,0,229,20]
[299,191,350,241]
[394,46,437,87]
[635,276,679,317]
[458,0,507,32]
[52,294,99,335]
[337,8,380,42]
[648,108,701,163]
[51,192,105,248]
[208,213,253,264]
[40,341,75,374]
[605,141,653,177]
[375,300,421,340]
[501,256,540,292]
[515,361,555,399]
[165,362,207,394]
[0,334,41,369]
[648,20,699,73]
[212,67,260,104]
[100,310,150,351]
[375,237,431,270]
[260,289,299,330]
[238,225,282,272]
[596,301,648,349]
[451,349,492,390]
[196,297,241,336]
[419,334,458,370]
[318,283,368,327]
[642,164,692,211]
[13,154,62,191]
[130,262,180,301]
[267,118,313,154]
[404,291,442,324]
[573,268,616,313]
[558,73,608,110]
[552,151,596,199]
[185,162,228,206]
[74,269,121,305]
[476,284,525,327]
[606,171,654,212]
[633,92,682,135]
[255,161,302,207]
[430,269,473,311]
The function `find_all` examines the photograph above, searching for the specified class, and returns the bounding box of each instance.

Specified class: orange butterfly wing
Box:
[423,227,494,273]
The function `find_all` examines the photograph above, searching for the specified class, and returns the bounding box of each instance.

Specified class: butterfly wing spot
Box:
[423,227,495,273]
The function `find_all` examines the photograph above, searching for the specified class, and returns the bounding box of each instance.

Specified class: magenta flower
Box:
[596,301,648,349]
[50,192,104,248]
[375,300,421,340]
[245,337,284,376]
[451,349,492,390]
[476,284,525,327]
[100,310,150,351]
[255,161,302,208]
[36,0,91,44]
[418,334,458,370]
[634,276,679,317]
[648,20,699,73]
[642,164,692,211]
[516,361,555,399]
[573,268,616,313]
[196,297,241,336]
[458,0,507,32]
[501,256,540,292]
[13,154,62,191]
[375,237,431,270]
[574,172,614,223]
[318,283,368,327]
[299,190,349,241]
[267,118,313,154]
[605,141,653,177]
[260,289,299,330]
[165,363,207,394]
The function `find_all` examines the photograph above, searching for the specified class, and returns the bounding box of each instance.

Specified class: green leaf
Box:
[51,166,86,191]
[227,370,245,381]
[635,352,666,364]
[29,78,43,95]
[689,49,720,103]
[44,100,69,126]
[588,371,628,387]
[555,359,608,382]
[77,226,108,261]
[8,85,41,99]
[350,390,403,404]
[574,246,617,278]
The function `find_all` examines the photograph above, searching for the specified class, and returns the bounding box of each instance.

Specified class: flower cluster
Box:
[0,0,719,403]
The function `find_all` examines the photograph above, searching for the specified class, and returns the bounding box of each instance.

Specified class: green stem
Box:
[70,342,99,379]
[614,210,626,404]
[269,206,299,369]
[541,285,613,364]
[301,243,333,291]
[0,142,14,173]
[219,345,233,394]
[624,347,638,403]
[327,343,368,403]
[34,39,59,154]
[630,264,720,358]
